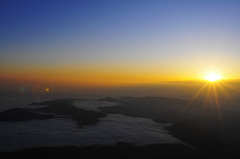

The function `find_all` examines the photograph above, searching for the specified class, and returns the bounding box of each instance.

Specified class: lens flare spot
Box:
[45,88,50,92]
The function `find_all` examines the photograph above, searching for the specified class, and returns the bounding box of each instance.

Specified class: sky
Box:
[1,0,240,93]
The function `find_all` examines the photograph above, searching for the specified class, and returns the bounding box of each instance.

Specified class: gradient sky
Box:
[1,0,240,90]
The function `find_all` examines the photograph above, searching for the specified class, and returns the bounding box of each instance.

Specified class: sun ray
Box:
[174,71,236,127]
[213,84,221,115]
[203,83,212,115]
[216,83,232,103]
[188,83,209,105]
[178,83,209,116]
[220,82,240,93]
[216,82,238,110]
[212,83,224,130]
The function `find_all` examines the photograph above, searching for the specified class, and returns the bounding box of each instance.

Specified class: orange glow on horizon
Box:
[0,66,197,88]
[0,64,238,89]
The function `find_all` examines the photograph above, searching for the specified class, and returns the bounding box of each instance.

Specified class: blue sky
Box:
[1,0,240,81]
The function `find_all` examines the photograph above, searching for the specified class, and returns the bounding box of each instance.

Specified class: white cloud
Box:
[0,114,183,152]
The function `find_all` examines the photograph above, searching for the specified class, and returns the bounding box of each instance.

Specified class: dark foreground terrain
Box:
[99,97,240,159]
[5,143,200,158]
[3,142,240,159]
[1,96,240,158]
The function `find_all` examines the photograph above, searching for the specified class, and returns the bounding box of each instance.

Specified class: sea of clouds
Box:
[0,96,183,152]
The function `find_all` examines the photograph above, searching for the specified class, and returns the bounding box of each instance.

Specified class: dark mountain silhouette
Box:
[100,96,193,123]
[30,99,74,106]
[30,98,88,106]
[97,97,123,103]
[99,96,240,158]
[0,108,56,122]
[0,99,106,126]
[34,100,106,126]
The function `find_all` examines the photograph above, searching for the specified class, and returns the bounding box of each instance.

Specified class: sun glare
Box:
[205,73,222,82]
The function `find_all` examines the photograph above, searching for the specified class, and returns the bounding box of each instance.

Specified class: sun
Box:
[205,73,222,82]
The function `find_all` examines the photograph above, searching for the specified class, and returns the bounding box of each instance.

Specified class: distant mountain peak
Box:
[97,97,122,103]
